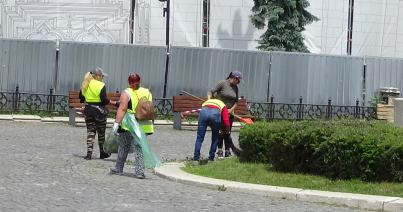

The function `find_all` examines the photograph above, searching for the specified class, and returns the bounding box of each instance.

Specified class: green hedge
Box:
[239,120,403,182]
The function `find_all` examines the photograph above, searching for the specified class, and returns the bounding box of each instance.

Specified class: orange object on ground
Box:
[233,114,254,125]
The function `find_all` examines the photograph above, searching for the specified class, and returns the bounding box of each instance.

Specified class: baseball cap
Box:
[92,67,108,77]
[231,70,242,79]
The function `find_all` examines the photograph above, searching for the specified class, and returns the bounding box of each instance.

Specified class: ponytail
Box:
[81,72,94,93]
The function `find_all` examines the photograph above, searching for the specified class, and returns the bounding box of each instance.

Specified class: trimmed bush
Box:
[239,119,403,182]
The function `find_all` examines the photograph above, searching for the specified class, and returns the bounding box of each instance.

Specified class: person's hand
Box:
[180,112,186,119]
[112,122,119,136]
[228,107,235,114]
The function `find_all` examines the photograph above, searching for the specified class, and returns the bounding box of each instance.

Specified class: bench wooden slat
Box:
[70,103,84,108]
[69,99,82,103]
[172,95,250,115]
[172,94,253,130]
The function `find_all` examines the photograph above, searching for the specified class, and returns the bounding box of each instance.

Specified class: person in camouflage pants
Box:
[85,115,107,159]
[79,68,117,160]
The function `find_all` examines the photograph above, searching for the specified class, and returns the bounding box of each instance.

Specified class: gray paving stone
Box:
[0,121,367,212]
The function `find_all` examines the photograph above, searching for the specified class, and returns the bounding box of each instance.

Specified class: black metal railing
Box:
[153,98,173,116]
[0,87,174,116]
[0,86,69,114]
[248,96,377,120]
[1,88,376,120]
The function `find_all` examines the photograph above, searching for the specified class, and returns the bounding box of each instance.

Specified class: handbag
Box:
[134,92,155,121]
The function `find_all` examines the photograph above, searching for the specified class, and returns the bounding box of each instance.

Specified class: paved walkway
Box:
[0,117,400,211]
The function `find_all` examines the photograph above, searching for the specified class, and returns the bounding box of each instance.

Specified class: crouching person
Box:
[192,98,230,164]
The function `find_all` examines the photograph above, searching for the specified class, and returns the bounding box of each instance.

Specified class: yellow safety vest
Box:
[202,99,226,111]
[83,80,105,103]
[121,87,154,134]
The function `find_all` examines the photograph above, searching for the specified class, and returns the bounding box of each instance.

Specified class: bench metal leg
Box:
[69,108,76,126]
[173,112,182,130]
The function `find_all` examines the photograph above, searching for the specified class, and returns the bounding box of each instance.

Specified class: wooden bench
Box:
[172,94,252,130]
[68,91,120,126]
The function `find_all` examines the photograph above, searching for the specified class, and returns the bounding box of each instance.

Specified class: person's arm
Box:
[99,86,111,105]
[229,102,237,114]
[101,86,119,106]
[114,92,129,124]
[79,90,85,103]
[207,81,224,99]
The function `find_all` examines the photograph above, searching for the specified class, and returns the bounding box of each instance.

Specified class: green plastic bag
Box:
[104,129,134,154]
[122,113,161,168]
[104,129,118,153]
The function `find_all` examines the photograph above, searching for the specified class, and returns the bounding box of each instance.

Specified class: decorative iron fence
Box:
[0,88,376,120]
[0,87,174,116]
[248,96,377,120]
[0,87,68,114]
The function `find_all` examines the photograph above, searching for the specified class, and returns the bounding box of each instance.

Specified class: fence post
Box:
[355,99,359,118]
[326,98,332,119]
[298,96,303,120]
[269,95,274,120]
[13,86,19,112]
[48,88,54,112]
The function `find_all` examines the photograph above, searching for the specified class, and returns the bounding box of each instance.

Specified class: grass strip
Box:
[182,157,403,197]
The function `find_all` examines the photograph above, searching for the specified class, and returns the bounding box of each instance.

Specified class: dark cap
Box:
[92,67,108,77]
[230,70,242,79]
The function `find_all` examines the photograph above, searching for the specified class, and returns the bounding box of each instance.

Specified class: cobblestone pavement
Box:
[0,121,368,212]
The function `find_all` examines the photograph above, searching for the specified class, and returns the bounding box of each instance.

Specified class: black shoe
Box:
[84,152,92,160]
[133,173,145,179]
[224,150,231,157]
[232,148,242,157]
[100,152,111,159]
[109,168,123,175]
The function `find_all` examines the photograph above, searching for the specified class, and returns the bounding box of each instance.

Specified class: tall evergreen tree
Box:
[250,0,319,52]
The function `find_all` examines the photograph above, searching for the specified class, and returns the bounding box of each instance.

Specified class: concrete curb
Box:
[154,162,403,212]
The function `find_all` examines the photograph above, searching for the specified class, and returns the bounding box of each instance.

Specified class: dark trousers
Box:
[85,115,107,154]
[217,115,240,154]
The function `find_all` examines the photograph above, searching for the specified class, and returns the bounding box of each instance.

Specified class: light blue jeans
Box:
[193,107,221,161]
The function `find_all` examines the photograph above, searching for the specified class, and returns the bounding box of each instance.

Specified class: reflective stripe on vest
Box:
[83,80,105,103]
[121,87,154,134]
[202,99,226,110]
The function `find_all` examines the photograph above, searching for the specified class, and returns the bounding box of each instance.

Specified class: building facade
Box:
[1,0,403,57]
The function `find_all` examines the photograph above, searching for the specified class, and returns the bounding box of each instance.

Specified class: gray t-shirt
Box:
[210,79,238,108]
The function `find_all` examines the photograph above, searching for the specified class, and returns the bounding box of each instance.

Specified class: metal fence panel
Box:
[365,56,403,105]
[270,52,364,105]
[0,38,56,93]
[168,46,271,101]
[57,41,167,96]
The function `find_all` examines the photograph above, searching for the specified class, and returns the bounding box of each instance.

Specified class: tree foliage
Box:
[250,0,319,52]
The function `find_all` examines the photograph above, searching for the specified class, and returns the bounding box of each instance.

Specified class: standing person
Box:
[79,67,117,160]
[208,70,243,158]
[110,73,154,179]
[190,98,230,164]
